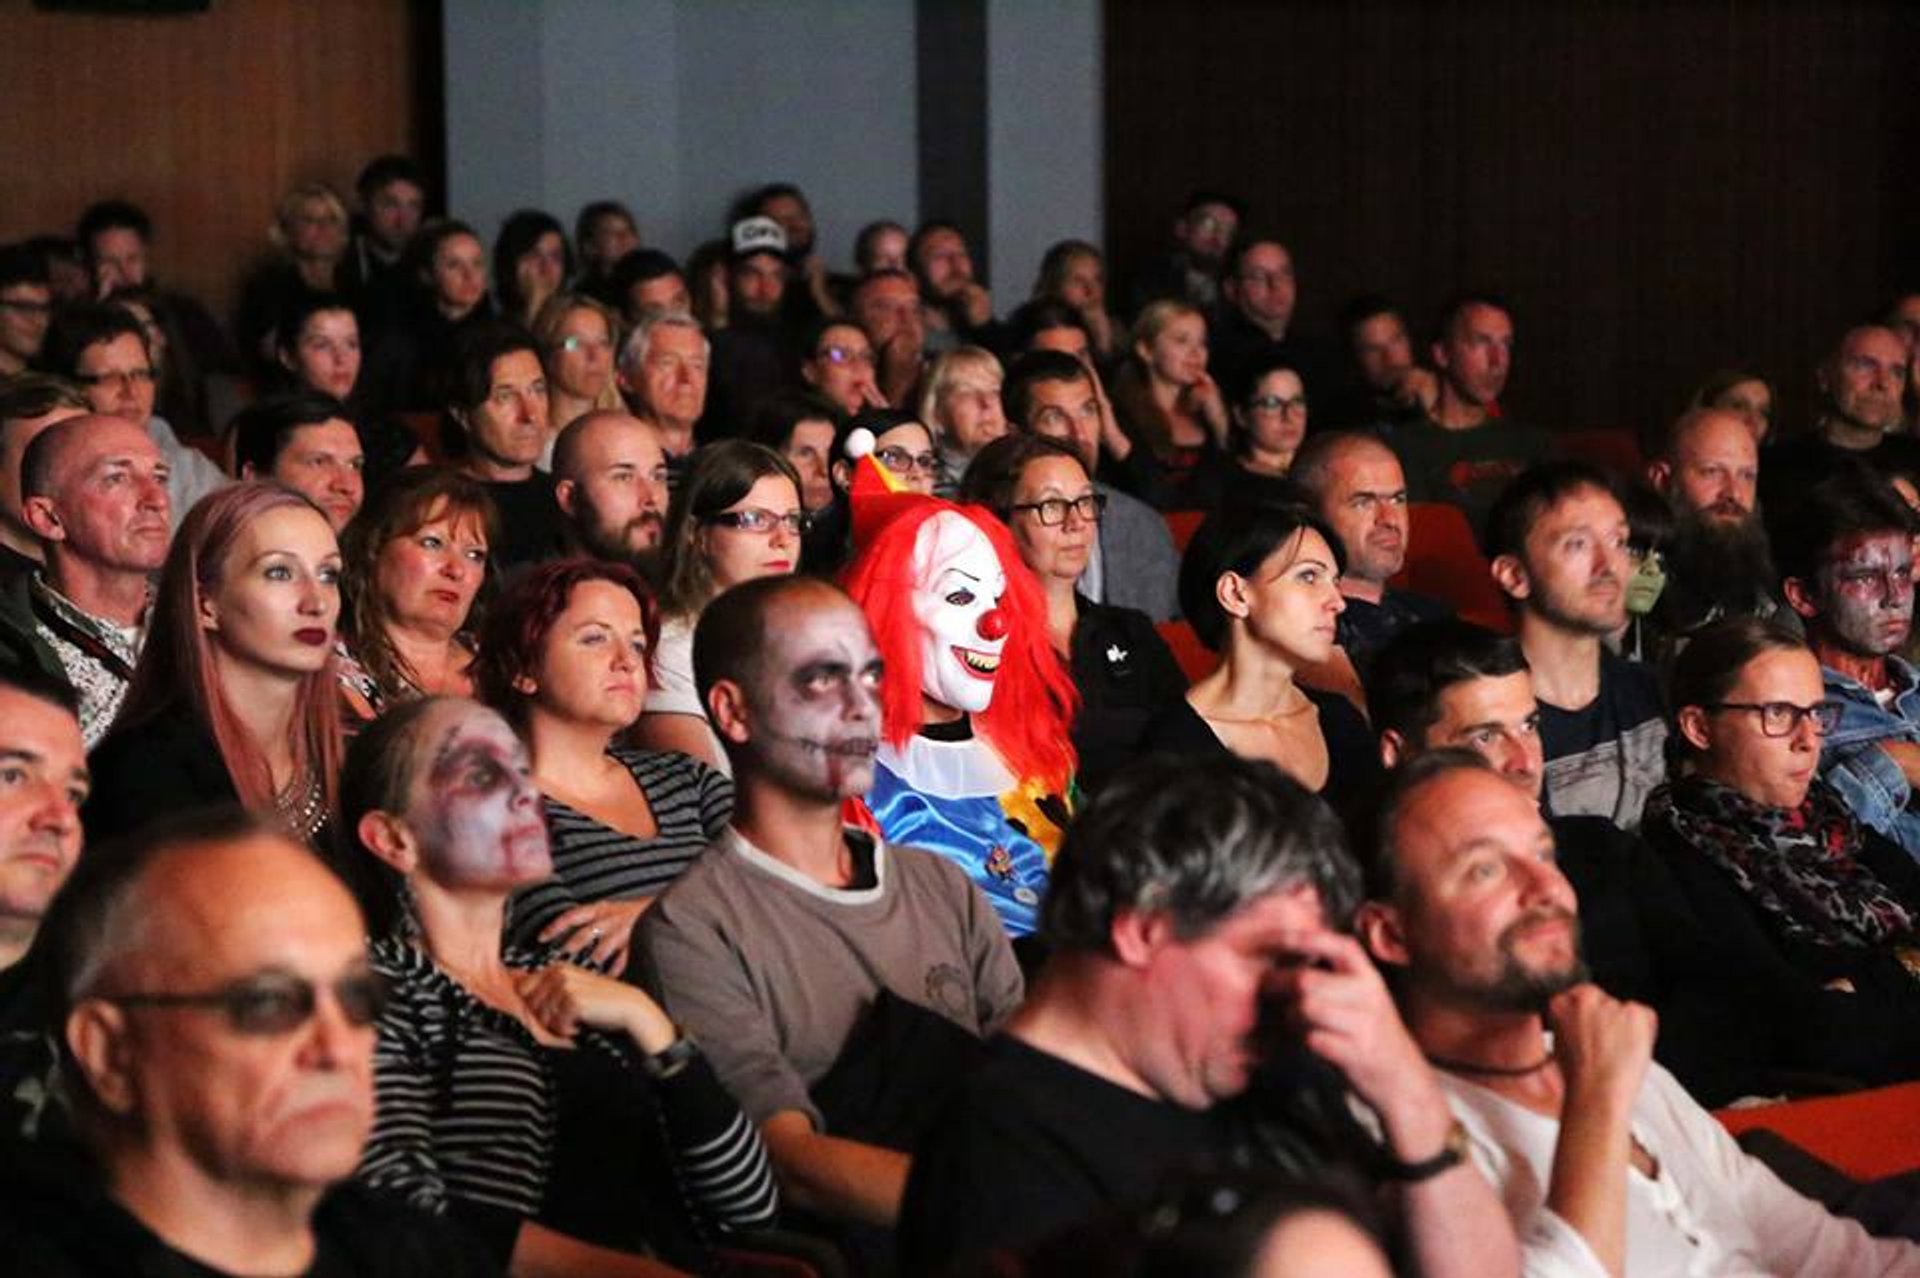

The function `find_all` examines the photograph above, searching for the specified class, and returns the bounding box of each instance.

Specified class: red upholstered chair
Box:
[396,410,448,462]
[1164,508,1207,554]
[1391,502,1513,634]
[1156,619,1221,684]
[1558,428,1645,482]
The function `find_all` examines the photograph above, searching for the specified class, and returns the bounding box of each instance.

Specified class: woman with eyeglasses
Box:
[343,696,777,1278]
[1186,359,1311,515]
[477,559,730,972]
[532,291,622,448]
[798,319,883,417]
[1643,618,1920,999]
[843,406,939,497]
[961,434,1185,791]
[633,441,806,770]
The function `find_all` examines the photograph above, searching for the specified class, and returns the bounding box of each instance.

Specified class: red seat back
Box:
[1157,619,1220,684]
[1164,509,1207,554]
[1391,502,1512,633]
[1558,427,1644,482]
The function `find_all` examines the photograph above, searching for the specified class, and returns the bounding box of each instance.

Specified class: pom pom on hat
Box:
[845,426,876,461]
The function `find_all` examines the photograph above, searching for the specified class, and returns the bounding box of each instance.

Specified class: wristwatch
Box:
[642,1030,700,1080]
[1380,1119,1470,1182]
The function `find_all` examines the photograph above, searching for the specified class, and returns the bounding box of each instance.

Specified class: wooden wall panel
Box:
[0,0,434,325]
[1104,1,1920,438]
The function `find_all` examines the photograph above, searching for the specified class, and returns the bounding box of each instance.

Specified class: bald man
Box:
[5,809,494,1274]
[0,415,172,744]
[551,409,669,565]
[1645,407,1796,662]
[1291,429,1449,665]
[1763,324,1920,512]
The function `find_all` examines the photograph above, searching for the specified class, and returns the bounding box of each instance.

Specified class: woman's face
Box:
[374,505,489,638]
[1236,368,1309,457]
[287,197,348,262]
[516,231,567,305]
[431,233,488,315]
[1055,251,1105,311]
[1143,312,1208,386]
[1712,379,1774,444]
[1688,646,1826,810]
[200,504,341,679]
[1233,528,1345,667]
[547,305,613,402]
[529,578,650,732]
[873,421,938,496]
[287,308,361,401]
[406,701,550,890]
[699,473,803,593]
[1008,453,1096,584]
[939,368,1007,457]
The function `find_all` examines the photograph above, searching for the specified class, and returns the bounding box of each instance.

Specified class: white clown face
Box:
[911,512,1009,715]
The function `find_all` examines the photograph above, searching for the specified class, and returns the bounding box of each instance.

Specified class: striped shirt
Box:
[357,937,778,1266]
[506,748,732,951]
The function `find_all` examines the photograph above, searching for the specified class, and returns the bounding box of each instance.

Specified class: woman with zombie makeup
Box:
[478,559,731,971]
[961,433,1186,792]
[841,481,1078,940]
[85,482,347,846]
[343,696,777,1276]
[635,441,806,771]
[1138,502,1381,803]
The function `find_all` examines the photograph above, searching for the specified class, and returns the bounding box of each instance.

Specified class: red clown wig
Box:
[841,497,1078,793]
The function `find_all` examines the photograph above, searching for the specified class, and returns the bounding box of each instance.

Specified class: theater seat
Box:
[1164,509,1207,554]
[396,410,447,462]
[1391,503,1512,633]
[1559,428,1645,482]
[1717,1080,1920,1182]
[1157,619,1221,684]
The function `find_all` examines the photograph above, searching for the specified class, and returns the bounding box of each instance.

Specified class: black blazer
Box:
[83,702,239,846]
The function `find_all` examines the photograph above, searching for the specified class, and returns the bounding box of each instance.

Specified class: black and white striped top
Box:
[506,748,732,951]
[356,937,778,1266]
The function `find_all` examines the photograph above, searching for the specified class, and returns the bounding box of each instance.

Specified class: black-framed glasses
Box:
[108,970,389,1036]
[1707,700,1841,737]
[1247,392,1308,415]
[816,343,875,369]
[704,507,811,536]
[875,445,938,477]
[1010,493,1107,526]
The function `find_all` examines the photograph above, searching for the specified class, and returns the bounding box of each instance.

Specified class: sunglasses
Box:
[109,970,388,1035]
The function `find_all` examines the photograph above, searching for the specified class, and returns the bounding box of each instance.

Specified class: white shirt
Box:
[641,613,730,776]
[1439,1061,1920,1277]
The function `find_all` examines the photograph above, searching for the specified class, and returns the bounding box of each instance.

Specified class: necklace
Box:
[274,769,328,844]
[1424,1048,1555,1078]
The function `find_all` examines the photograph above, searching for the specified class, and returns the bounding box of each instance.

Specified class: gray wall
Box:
[445,0,1098,281]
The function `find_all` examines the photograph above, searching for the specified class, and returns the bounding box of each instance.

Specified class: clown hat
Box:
[844,426,934,552]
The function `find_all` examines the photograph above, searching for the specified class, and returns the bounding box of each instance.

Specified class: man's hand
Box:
[958,282,994,329]
[1547,983,1655,1114]
[877,328,923,404]
[538,897,652,972]
[1392,366,1440,414]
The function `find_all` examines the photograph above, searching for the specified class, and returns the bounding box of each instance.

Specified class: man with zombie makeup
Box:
[635,575,1022,1244]
[839,470,1079,940]
[1775,472,1920,859]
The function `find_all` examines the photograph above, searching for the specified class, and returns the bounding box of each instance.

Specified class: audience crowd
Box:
[6,164,1920,1276]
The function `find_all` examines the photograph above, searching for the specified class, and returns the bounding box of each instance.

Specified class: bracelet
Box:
[642,1030,699,1081]
[1378,1119,1470,1183]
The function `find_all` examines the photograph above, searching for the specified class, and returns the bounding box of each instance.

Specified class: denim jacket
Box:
[1820,655,1920,859]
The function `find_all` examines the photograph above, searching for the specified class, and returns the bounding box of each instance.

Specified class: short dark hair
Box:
[1482,460,1617,564]
[1365,619,1529,746]
[1179,503,1347,652]
[1041,753,1358,954]
[0,372,88,428]
[1008,299,1092,354]
[692,575,849,715]
[1338,293,1403,340]
[0,243,49,292]
[609,248,683,300]
[575,199,636,248]
[1770,470,1920,590]
[1361,747,1499,903]
[0,662,81,717]
[231,392,356,476]
[493,209,573,313]
[42,302,147,378]
[355,154,424,203]
[271,291,357,362]
[908,219,967,281]
[853,220,907,272]
[447,322,541,415]
[1284,429,1390,507]
[76,200,151,254]
[1433,292,1513,346]
[748,391,843,454]
[958,433,1084,515]
[1002,349,1093,430]
[1181,189,1245,221]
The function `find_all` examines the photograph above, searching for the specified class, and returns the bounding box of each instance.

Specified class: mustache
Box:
[766,731,878,757]
[1499,906,1576,945]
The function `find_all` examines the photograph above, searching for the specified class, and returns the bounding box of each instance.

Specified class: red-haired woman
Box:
[478,558,731,972]
[85,481,346,846]
[841,495,1077,940]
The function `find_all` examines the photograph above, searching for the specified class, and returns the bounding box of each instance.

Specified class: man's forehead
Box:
[76,430,162,473]
[1825,530,1913,566]
[1841,327,1904,363]
[0,687,84,759]
[1402,771,1545,865]
[1328,441,1402,487]
[135,838,365,974]
[1676,411,1756,464]
[765,595,876,666]
[1536,486,1624,533]
[1435,671,1535,729]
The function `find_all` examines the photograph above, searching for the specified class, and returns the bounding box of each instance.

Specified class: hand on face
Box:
[1545,983,1655,1112]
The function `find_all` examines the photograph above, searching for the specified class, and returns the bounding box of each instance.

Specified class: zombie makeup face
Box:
[1818,531,1915,657]
[746,593,885,801]
[411,705,551,890]
[910,512,1009,715]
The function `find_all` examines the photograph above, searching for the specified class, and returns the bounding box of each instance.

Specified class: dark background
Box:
[1104,0,1920,439]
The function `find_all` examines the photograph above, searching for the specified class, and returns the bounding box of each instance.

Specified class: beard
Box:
[1664,505,1777,615]
[1431,909,1589,1014]
[572,489,663,566]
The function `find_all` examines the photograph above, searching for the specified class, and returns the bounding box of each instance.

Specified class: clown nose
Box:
[976,608,1009,641]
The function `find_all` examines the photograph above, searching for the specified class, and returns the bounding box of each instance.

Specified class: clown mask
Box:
[911,511,1010,715]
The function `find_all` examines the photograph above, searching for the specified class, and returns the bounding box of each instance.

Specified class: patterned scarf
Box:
[1643,776,1917,950]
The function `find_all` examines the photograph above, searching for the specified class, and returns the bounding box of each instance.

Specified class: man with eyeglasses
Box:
[1291,430,1448,667]
[0,245,53,378]
[1125,190,1243,317]
[1366,618,1920,1103]
[41,302,227,515]
[2,807,494,1274]
[616,311,709,491]
[1775,472,1920,860]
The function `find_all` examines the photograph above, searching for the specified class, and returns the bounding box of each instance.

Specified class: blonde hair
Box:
[918,345,1003,437]
[269,182,348,251]
[532,291,624,413]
